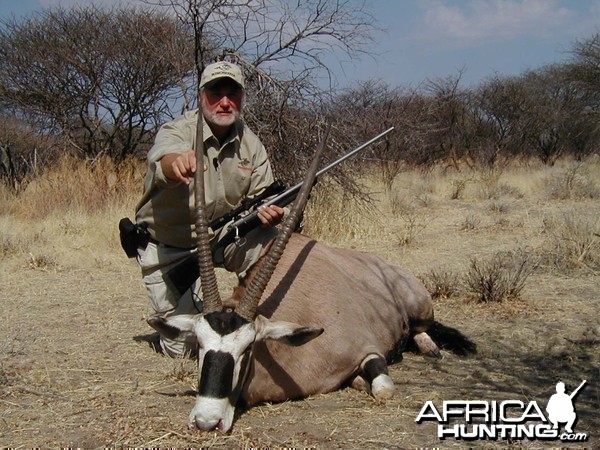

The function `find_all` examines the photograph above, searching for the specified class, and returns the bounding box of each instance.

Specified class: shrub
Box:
[464,248,536,303]
[488,200,511,214]
[394,206,427,246]
[449,177,470,200]
[460,214,480,231]
[421,268,461,300]
[545,162,600,200]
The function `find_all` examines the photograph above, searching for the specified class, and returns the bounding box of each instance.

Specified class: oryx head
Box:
[148,123,330,432]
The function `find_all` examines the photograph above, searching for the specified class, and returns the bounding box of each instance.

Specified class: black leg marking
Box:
[362,355,389,384]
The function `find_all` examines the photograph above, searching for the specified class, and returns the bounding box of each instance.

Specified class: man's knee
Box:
[159,335,198,359]
[223,227,278,276]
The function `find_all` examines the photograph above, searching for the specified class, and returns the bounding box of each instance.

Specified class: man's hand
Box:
[257,205,285,228]
[161,151,199,184]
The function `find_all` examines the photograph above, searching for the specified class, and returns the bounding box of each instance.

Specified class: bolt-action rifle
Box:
[211,126,394,251]
[208,180,287,232]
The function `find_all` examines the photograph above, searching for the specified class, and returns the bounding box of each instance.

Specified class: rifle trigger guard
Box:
[233,226,246,248]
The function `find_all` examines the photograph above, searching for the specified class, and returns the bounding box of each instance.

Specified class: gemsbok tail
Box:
[425,321,477,356]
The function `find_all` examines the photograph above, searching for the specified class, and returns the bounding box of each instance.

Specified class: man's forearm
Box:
[160,151,198,184]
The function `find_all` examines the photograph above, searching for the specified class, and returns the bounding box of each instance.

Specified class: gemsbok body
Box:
[148,124,468,432]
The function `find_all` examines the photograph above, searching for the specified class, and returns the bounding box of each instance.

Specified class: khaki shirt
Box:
[135,110,274,248]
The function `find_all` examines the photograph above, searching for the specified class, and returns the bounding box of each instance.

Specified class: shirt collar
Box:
[201,115,243,150]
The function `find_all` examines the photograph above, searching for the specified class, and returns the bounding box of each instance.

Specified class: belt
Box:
[148,237,196,251]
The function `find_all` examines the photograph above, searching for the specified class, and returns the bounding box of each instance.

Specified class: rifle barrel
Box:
[263,126,395,208]
[569,380,587,399]
[226,126,395,234]
[315,127,395,178]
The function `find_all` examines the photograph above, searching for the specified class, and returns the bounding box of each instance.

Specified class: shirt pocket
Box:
[224,164,252,204]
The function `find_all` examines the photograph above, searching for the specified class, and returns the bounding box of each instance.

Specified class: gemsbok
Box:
[147,125,473,433]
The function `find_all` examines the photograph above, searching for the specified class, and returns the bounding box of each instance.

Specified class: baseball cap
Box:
[200,62,245,89]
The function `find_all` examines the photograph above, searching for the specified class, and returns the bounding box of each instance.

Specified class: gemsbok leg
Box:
[351,353,396,400]
[413,332,441,358]
[350,332,441,400]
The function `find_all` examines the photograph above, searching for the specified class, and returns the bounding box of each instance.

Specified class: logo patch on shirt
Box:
[238,158,252,172]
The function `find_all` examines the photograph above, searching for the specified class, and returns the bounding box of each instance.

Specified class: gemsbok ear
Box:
[147,315,198,340]
[255,316,324,346]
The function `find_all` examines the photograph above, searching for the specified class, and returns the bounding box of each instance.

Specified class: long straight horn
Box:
[236,123,331,321]
[194,104,222,314]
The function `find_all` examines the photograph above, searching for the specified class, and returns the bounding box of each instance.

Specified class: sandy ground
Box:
[1,181,598,449]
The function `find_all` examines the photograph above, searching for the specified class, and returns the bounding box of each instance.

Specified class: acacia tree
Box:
[149,0,375,91]
[568,33,600,110]
[518,66,587,165]
[472,74,531,165]
[411,72,480,169]
[564,33,600,158]
[331,80,428,189]
[0,6,195,160]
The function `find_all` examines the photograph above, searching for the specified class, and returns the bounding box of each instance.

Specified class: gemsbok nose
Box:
[195,418,219,431]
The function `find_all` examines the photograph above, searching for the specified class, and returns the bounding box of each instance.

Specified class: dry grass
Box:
[4,154,144,219]
[1,155,599,448]
[539,211,600,272]
[303,180,383,242]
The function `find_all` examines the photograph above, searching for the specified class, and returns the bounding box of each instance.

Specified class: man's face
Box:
[201,79,243,128]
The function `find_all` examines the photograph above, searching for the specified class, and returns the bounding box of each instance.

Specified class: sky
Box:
[355,0,600,88]
[1,0,599,89]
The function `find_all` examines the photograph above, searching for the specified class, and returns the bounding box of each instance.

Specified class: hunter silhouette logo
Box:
[416,379,589,442]
[546,380,586,433]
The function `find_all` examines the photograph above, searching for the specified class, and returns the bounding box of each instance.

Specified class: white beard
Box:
[203,109,239,127]
[201,96,241,128]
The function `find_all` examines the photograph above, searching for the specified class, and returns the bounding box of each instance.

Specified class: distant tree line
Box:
[0,1,598,189]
